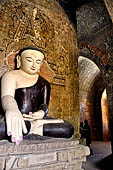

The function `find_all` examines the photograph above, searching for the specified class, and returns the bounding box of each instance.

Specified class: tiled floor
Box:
[83,141,112,170]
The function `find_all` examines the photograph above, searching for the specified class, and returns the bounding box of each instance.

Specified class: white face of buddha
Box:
[19,49,44,75]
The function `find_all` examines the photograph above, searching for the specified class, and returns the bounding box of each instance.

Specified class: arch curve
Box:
[79,56,106,140]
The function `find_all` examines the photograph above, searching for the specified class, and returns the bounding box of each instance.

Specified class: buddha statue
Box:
[0,46,74,145]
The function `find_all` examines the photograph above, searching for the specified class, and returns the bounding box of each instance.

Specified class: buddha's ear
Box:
[39,60,55,82]
[16,55,21,68]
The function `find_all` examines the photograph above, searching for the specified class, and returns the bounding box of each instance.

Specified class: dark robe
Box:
[15,76,50,116]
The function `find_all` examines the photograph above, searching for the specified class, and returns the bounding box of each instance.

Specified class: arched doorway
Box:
[79,56,110,141]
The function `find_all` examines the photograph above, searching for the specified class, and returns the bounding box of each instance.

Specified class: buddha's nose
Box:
[32,61,36,67]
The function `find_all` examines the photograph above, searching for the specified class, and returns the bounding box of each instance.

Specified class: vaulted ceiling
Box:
[57,0,113,52]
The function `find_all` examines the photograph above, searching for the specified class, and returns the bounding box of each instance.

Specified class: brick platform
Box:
[0,138,89,170]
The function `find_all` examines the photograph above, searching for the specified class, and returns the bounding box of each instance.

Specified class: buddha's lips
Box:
[31,67,35,70]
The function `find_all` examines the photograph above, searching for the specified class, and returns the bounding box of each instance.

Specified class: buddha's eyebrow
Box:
[26,57,42,62]
[26,57,33,60]
[36,59,41,62]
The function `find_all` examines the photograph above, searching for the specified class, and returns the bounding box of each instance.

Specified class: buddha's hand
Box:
[23,110,44,121]
[6,109,27,145]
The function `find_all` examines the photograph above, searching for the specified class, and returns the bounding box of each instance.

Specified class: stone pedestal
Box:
[0,139,89,170]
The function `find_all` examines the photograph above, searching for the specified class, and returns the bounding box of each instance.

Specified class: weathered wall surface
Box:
[76,0,112,47]
[0,0,79,135]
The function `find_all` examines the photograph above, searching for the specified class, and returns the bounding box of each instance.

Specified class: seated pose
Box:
[0,46,74,145]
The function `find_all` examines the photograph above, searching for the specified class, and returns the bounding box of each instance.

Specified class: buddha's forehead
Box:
[21,49,44,59]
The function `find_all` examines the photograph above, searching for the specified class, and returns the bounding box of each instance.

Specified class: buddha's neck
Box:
[19,69,39,79]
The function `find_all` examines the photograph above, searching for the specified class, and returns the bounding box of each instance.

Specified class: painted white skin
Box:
[1,49,63,145]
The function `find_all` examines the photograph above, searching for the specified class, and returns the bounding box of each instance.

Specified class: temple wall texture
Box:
[0,139,89,170]
[0,0,79,136]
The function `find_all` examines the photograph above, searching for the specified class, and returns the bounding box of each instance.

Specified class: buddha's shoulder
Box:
[2,70,17,79]
[3,70,17,75]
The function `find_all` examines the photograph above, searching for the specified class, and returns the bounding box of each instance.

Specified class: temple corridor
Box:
[79,56,110,141]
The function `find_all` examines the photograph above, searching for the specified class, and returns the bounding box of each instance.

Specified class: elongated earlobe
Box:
[16,55,21,69]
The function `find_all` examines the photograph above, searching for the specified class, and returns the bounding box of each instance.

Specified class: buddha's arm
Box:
[1,71,27,144]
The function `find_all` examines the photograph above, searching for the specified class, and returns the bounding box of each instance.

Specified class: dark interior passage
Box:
[79,56,110,141]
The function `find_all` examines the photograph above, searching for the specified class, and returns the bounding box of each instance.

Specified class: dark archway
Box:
[78,56,109,140]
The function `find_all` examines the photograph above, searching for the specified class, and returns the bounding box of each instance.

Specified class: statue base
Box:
[0,138,90,170]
